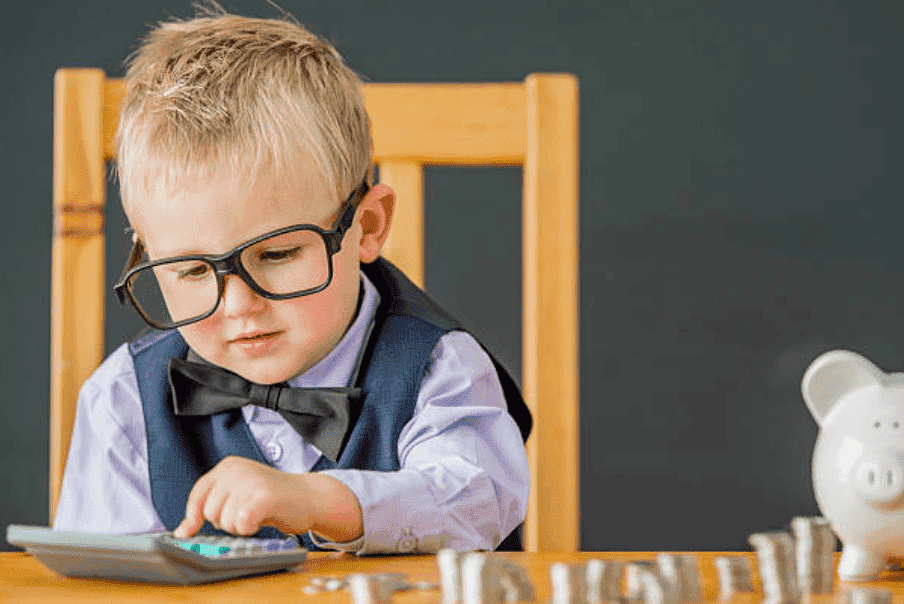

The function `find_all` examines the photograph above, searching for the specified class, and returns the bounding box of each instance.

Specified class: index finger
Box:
[173,473,216,538]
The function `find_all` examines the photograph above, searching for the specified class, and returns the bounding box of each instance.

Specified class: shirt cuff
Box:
[307,530,365,553]
[314,466,494,555]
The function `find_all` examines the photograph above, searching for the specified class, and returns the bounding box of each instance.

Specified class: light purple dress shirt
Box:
[53,272,530,554]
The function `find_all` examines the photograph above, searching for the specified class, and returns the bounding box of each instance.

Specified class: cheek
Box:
[282,268,356,328]
[176,321,219,357]
[331,246,363,310]
[280,248,360,338]
[281,294,335,327]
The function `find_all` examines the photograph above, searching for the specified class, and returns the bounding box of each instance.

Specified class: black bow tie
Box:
[168,358,364,463]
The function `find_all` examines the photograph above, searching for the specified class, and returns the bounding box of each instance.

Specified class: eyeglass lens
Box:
[126,229,330,327]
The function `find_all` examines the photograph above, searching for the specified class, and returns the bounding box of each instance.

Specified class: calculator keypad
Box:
[163,534,301,557]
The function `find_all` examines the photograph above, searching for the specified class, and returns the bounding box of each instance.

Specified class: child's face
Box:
[129,155,363,384]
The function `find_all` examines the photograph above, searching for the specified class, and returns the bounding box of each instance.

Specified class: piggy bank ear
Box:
[801,350,884,425]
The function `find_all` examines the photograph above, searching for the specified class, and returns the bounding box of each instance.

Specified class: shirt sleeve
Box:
[311,330,530,554]
[52,344,166,535]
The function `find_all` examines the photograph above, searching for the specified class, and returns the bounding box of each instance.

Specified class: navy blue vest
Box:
[130,258,531,550]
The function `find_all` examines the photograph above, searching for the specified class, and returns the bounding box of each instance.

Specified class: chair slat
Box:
[366,83,526,164]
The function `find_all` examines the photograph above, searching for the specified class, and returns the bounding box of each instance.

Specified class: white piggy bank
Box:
[802,349,904,581]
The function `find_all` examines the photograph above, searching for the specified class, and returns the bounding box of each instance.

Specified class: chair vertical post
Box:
[50,68,106,523]
[378,161,425,288]
[523,73,580,552]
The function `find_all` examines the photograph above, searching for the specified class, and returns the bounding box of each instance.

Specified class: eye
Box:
[175,262,211,280]
[895,422,900,429]
[258,247,302,263]
[875,421,882,428]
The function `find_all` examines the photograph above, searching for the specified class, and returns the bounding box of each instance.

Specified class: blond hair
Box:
[115,2,372,214]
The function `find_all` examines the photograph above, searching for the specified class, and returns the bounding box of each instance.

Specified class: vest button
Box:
[264,442,282,462]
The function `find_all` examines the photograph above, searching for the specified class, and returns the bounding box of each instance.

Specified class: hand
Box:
[172,456,311,538]
[172,456,363,542]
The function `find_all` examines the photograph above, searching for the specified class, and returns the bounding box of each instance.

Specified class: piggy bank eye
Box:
[875,421,881,428]
[895,422,900,429]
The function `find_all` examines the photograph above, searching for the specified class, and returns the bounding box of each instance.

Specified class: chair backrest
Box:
[50,68,579,552]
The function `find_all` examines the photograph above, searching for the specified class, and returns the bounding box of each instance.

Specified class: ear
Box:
[356,183,395,264]
[801,349,884,425]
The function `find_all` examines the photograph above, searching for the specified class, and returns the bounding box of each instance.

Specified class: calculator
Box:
[6,524,309,585]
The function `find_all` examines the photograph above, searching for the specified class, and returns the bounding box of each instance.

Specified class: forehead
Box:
[128,154,338,258]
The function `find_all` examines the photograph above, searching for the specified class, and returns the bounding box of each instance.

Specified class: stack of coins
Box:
[656,554,701,603]
[586,560,624,604]
[438,549,468,604]
[497,558,535,602]
[461,553,503,604]
[438,550,534,604]
[790,516,837,595]
[638,567,671,604]
[655,555,685,604]
[349,573,393,604]
[748,532,800,604]
[679,555,702,602]
[624,561,658,604]
[713,556,754,597]
[844,587,893,604]
[550,562,589,604]
[624,561,673,604]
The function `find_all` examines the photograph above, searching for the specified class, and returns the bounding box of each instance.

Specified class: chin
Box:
[237,363,300,385]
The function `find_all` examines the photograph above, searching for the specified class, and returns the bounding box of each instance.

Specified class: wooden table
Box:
[1,551,902,603]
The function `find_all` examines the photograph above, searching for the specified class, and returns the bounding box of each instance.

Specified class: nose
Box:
[853,450,904,506]
[219,274,266,318]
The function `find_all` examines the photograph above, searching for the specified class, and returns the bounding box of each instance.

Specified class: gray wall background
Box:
[2,0,901,551]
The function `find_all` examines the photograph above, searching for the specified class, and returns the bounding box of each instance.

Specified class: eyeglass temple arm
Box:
[329,180,371,253]
[114,239,145,303]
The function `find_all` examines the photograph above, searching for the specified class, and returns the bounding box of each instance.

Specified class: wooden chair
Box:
[50,68,579,552]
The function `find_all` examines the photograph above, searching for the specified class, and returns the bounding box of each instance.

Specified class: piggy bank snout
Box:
[853,450,904,506]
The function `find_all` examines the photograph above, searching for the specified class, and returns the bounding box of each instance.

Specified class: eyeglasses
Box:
[114,180,371,330]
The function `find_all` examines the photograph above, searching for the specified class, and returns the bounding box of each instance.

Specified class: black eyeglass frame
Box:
[114,179,371,330]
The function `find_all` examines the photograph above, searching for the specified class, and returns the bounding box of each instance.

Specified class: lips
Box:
[230,331,279,343]
[229,331,281,355]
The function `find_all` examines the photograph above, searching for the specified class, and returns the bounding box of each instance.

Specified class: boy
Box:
[52,4,531,554]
